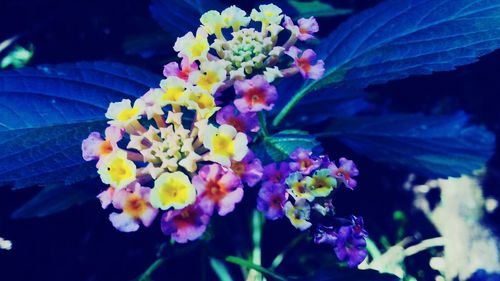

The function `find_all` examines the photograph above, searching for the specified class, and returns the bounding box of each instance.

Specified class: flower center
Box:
[108,157,133,184]
[99,140,113,156]
[231,161,246,176]
[123,194,148,218]
[206,180,227,202]
[116,107,140,122]
[227,117,245,132]
[197,71,220,92]
[244,87,266,106]
[212,134,235,157]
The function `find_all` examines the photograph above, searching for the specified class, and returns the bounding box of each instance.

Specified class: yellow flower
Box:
[200,10,226,38]
[158,76,189,106]
[174,27,210,62]
[150,171,196,210]
[98,150,137,189]
[203,124,248,167]
[188,60,228,94]
[221,5,250,31]
[251,4,283,26]
[105,99,145,127]
[184,87,220,119]
[284,199,312,231]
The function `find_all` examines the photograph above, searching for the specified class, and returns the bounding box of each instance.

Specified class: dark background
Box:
[1,0,500,280]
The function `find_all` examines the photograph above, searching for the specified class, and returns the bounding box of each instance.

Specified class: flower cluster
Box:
[256,148,366,266]
[81,3,366,267]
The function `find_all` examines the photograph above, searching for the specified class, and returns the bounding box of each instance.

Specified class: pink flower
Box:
[106,183,158,232]
[257,182,288,220]
[82,126,123,162]
[163,56,198,81]
[289,148,320,175]
[193,164,244,216]
[230,151,263,187]
[262,162,290,184]
[285,46,325,80]
[283,16,319,41]
[216,105,260,134]
[329,158,359,189]
[161,201,212,243]
[234,75,278,113]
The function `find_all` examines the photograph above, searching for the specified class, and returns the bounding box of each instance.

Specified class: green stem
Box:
[249,211,264,281]
[272,82,315,127]
[138,258,166,281]
[270,233,307,270]
[225,256,287,281]
[258,112,269,137]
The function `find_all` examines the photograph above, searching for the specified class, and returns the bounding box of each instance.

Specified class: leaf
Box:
[274,0,500,126]
[264,130,321,162]
[316,0,500,89]
[288,0,352,19]
[0,62,161,188]
[209,257,234,281]
[149,0,223,35]
[11,181,98,219]
[280,89,371,127]
[318,112,495,178]
[225,256,288,281]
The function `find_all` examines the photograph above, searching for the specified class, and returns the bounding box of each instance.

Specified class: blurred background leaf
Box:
[317,112,495,178]
[0,62,161,188]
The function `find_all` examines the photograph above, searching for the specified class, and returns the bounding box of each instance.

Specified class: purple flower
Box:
[262,162,290,184]
[297,17,319,41]
[234,75,278,113]
[163,56,198,81]
[82,126,123,162]
[257,182,288,220]
[283,16,319,41]
[285,46,325,80]
[193,163,244,216]
[231,151,264,187]
[314,222,368,268]
[161,201,212,243]
[334,226,368,267]
[330,157,359,189]
[106,183,158,232]
[289,148,320,175]
[216,105,260,134]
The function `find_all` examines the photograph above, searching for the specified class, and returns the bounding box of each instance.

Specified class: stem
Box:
[404,237,445,257]
[270,233,307,270]
[248,211,264,281]
[258,112,269,137]
[226,256,287,281]
[138,258,166,281]
[272,82,315,127]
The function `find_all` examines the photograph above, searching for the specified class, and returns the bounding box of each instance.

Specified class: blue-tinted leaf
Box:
[318,112,495,178]
[11,180,99,219]
[264,130,321,162]
[0,62,161,188]
[315,0,500,89]
[149,0,223,35]
[281,89,371,127]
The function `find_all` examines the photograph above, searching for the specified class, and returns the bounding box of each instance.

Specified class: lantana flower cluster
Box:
[256,148,367,266]
[81,4,367,267]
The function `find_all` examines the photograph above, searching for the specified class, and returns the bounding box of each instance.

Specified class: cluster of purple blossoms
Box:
[256,148,366,267]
